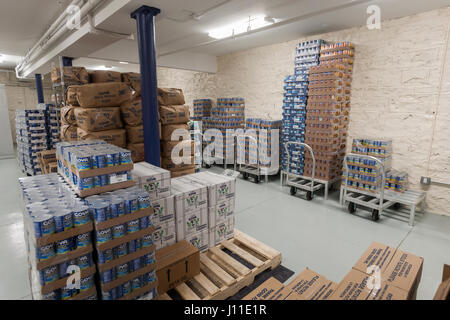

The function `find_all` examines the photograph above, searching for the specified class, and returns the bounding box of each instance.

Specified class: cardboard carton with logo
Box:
[155,240,200,295]
[243,277,285,300]
[352,242,397,274]
[153,219,177,250]
[185,228,210,253]
[120,98,142,126]
[151,195,175,225]
[171,176,208,215]
[131,162,171,201]
[126,125,144,144]
[159,105,190,125]
[74,107,123,132]
[208,197,235,226]
[76,128,126,148]
[209,216,235,247]
[176,207,208,241]
[157,88,185,106]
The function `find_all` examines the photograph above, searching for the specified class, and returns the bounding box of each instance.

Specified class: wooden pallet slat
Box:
[194,273,220,296]
[221,240,264,268]
[176,282,201,300]
[200,254,236,286]
[209,247,251,277]
[233,229,280,260]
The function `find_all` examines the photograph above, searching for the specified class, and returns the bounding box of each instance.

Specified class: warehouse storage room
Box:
[0,0,449,307]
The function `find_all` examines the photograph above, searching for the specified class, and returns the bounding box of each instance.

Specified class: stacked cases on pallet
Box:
[16,110,48,176]
[37,103,61,149]
[131,162,176,251]
[19,174,97,300]
[304,42,355,181]
[282,40,325,176]
[244,118,282,171]
[86,186,157,300]
[192,99,212,121]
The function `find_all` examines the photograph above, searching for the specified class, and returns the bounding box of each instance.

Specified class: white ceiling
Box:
[2,0,450,74]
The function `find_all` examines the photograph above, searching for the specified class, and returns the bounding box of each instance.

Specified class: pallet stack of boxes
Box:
[131,162,176,251]
[192,99,212,121]
[37,103,61,149]
[303,42,355,181]
[281,40,325,176]
[20,174,97,300]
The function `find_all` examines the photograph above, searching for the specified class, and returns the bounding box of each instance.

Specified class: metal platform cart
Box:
[340,153,426,226]
[281,142,337,200]
[234,133,265,183]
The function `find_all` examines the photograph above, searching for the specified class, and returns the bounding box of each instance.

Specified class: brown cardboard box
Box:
[352,242,396,274]
[127,143,145,163]
[161,140,195,158]
[74,107,123,132]
[161,124,189,141]
[126,125,144,144]
[61,125,78,141]
[283,269,337,300]
[66,86,81,105]
[120,98,142,126]
[60,106,77,125]
[330,269,373,300]
[157,88,185,106]
[122,72,141,96]
[243,277,285,300]
[381,249,424,299]
[51,66,89,85]
[433,265,450,300]
[159,121,162,138]
[77,128,126,148]
[367,281,409,300]
[170,167,196,178]
[90,70,122,83]
[159,105,190,125]
[75,82,132,108]
[155,240,200,294]
[161,156,194,171]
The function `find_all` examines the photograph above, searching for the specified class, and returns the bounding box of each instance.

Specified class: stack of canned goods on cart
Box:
[56,140,134,196]
[192,99,212,121]
[19,174,97,300]
[86,186,157,300]
[15,109,48,176]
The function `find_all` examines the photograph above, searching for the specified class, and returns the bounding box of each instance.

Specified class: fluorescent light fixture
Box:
[119,61,129,65]
[208,15,275,39]
[92,65,113,70]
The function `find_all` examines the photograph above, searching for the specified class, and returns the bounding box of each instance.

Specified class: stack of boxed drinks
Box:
[37,103,61,149]
[86,186,157,300]
[282,40,325,176]
[192,99,212,121]
[131,162,176,251]
[303,41,355,181]
[19,174,97,300]
[16,109,48,176]
[243,118,282,168]
[56,140,134,197]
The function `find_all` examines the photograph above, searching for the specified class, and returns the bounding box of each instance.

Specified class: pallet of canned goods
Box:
[19,174,97,300]
[192,99,212,121]
[56,140,135,197]
[85,186,157,300]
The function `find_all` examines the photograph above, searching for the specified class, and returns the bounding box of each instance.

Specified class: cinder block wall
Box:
[159,7,450,216]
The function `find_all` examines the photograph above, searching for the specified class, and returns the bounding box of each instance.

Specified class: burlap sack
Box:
[90,70,122,83]
[120,98,142,126]
[122,72,141,96]
[157,88,185,106]
[61,125,78,141]
[51,67,89,85]
[161,124,189,141]
[160,140,195,158]
[169,166,196,178]
[77,128,126,148]
[126,125,144,144]
[159,105,190,125]
[161,156,195,171]
[75,82,132,108]
[66,85,81,106]
[127,143,145,163]
[74,107,123,132]
[60,106,77,125]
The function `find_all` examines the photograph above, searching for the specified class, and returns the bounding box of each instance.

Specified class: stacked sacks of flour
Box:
[158,88,194,178]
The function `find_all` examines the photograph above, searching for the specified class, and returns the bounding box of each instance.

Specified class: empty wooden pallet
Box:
[159,229,282,300]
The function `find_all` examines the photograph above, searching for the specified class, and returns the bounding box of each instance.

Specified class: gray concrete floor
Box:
[0,159,449,300]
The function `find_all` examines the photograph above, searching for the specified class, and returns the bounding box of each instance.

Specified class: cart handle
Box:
[233,133,259,172]
[284,142,315,193]
[342,153,386,210]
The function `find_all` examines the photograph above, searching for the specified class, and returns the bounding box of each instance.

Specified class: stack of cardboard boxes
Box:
[192,99,212,121]
[37,149,57,174]
[244,242,424,300]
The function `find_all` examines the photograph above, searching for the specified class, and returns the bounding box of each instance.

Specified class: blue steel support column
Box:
[35,74,44,104]
[131,6,161,166]
[62,56,73,67]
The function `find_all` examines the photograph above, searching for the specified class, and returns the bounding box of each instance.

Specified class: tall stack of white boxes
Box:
[132,163,236,253]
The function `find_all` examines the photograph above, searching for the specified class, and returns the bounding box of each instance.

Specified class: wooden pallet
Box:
[159,229,282,300]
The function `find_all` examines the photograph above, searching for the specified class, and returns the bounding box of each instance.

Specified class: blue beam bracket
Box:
[35,74,44,104]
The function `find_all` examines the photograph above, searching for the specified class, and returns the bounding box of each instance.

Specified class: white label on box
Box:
[152,220,176,250]
[151,195,175,225]
[208,198,235,226]
[185,229,210,253]
[209,216,235,247]
[176,208,208,240]
[109,173,128,184]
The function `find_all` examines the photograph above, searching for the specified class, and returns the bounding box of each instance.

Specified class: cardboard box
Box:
[120,98,142,126]
[157,88,185,106]
[433,264,450,300]
[352,242,396,274]
[208,198,235,226]
[60,125,78,141]
[171,176,208,215]
[74,107,123,132]
[60,106,77,125]
[176,207,208,240]
[132,162,171,201]
[161,155,194,171]
[159,105,190,125]
[152,219,176,250]
[243,277,285,300]
[126,125,144,143]
[155,240,200,294]
[183,172,236,207]
[161,140,194,158]
[90,70,121,83]
[151,195,175,225]
[209,216,234,247]
[330,269,373,300]
[367,281,409,300]
[76,128,126,148]
[161,124,189,141]
[127,143,145,163]
[170,167,196,178]
[185,229,209,252]
[75,82,132,108]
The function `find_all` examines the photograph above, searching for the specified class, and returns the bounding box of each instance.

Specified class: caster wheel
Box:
[254,176,260,183]
[392,203,401,210]
[243,173,249,180]
[348,202,356,213]
[204,164,211,169]
[306,191,313,201]
[290,187,297,195]
[372,210,380,221]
